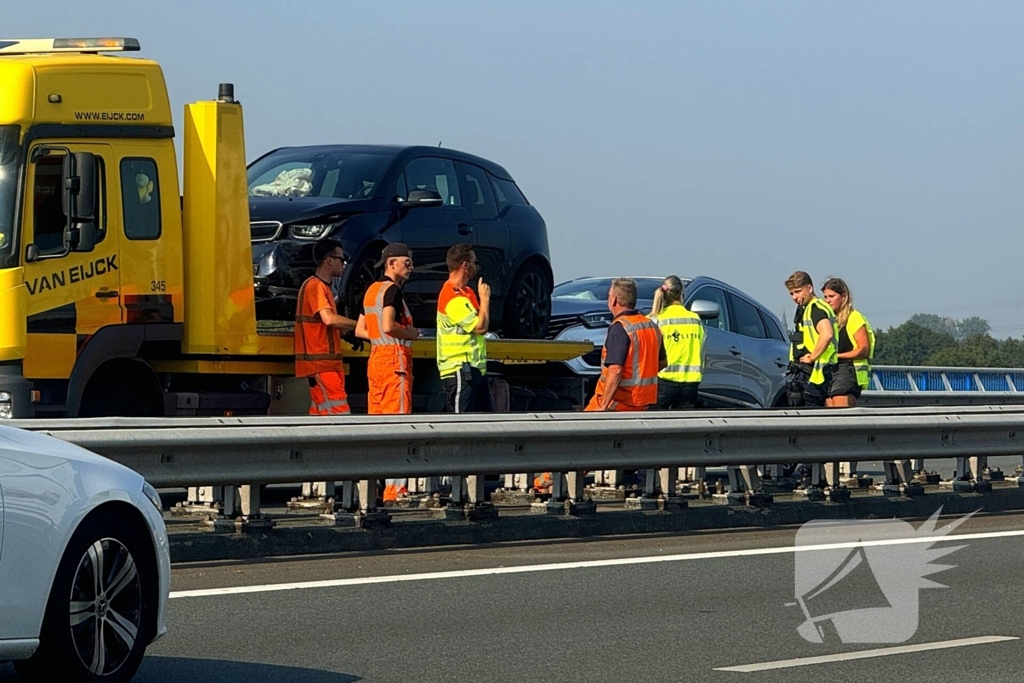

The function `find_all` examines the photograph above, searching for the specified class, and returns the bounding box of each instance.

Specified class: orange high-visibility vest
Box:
[294,276,344,377]
[363,280,414,349]
[597,313,661,408]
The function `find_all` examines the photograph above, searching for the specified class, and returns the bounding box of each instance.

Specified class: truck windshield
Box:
[247,148,394,200]
[0,125,21,255]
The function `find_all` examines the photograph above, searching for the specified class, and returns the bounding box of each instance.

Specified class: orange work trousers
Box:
[368,347,413,502]
[308,371,350,415]
[367,347,413,415]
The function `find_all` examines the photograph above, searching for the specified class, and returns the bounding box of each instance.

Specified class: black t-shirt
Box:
[837,323,853,354]
[603,311,666,367]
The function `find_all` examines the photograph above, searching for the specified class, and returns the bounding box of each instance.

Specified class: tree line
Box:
[874,314,1024,367]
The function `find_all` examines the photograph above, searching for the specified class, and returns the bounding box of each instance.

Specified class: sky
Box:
[9,1,1024,335]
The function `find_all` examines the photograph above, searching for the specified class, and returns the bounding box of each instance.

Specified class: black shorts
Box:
[828,362,862,398]
[442,363,492,413]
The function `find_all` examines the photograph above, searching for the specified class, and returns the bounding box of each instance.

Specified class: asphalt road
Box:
[3,512,1023,682]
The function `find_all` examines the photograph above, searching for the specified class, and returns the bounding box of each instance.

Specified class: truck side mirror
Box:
[62,152,97,252]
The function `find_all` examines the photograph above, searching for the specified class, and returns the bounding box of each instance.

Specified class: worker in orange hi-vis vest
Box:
[295,238,358,415]
[535,278,663,491]
[356,243,420,502]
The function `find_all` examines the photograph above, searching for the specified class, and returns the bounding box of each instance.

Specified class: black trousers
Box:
[657,379,699,410]
[787,366,833,407]
[442,363,492,413]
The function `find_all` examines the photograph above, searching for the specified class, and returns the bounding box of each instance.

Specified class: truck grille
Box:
[251,221,283,242]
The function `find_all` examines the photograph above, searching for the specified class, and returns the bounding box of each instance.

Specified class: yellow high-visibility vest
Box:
[656,303,703,383]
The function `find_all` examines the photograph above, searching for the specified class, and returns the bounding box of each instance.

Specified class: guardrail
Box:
[10,406,1024,526]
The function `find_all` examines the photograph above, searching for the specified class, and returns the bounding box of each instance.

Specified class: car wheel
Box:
[502,263,551,339]
[344,253,381,320]
[16,511,156,683]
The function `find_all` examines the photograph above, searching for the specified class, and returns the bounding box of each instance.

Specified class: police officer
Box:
[650,275,703,409]
[784,271,837,407]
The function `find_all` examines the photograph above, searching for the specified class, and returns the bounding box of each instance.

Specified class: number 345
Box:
[150,280,166,292]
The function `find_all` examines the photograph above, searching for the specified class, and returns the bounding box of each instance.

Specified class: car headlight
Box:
[0,391,12,419]
[290,223,332,239]
[142,481,163,512]
[581,312,613,328]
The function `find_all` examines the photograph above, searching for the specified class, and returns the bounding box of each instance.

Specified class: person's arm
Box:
[599,365,624,410]
[838,326,870,360]
[473,278,491,335]
[658,332,667,371]
[318,308,357,333]
[804,316,834,363]
[355,314,369,341]
[382,306,420,340]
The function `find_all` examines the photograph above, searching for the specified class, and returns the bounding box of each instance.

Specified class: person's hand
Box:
[343,331,365,352]
[477,278,491,302]
[799,354,812,364]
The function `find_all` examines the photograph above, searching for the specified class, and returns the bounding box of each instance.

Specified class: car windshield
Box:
[247,148,394,200]
[0,125,22,255]
[553,277,665,302]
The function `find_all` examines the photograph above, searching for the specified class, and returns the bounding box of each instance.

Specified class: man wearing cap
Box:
[357,244,420,503]
[357,243,420,415]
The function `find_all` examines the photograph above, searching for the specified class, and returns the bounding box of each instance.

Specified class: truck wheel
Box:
[15,511,157,683]
[502,263,551,339]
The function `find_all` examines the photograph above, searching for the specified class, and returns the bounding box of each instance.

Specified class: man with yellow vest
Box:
[294,239,358,414]
[651,275,703,409]
[437,243,492,413]
[586,278,664,412]
[784,270,838,407]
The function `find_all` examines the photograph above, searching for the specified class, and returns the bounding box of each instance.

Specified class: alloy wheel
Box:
[516,271,551,337]
[68,538,143,677]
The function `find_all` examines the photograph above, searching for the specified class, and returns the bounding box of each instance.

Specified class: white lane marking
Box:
[169,527,1024,599]
[714,636,1020,672]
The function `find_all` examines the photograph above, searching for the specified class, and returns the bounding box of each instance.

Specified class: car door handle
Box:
[774,358,787,368]
[95,290,119,299]
[457,223,475,235]
[729,346,742,356]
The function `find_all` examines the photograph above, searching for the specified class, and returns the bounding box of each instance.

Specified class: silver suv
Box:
[548,276,790,408]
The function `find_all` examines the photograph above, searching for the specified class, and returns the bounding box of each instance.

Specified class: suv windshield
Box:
[0,125,22,255]
[554,277,666,303]
[247,148,394,200]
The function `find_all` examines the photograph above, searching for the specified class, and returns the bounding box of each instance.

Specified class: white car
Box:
[0,426,169,682]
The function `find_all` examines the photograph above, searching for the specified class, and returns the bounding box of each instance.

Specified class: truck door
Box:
[22,142,121,382]
[113,146,179,325]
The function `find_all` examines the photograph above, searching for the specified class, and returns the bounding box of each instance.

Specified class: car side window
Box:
[728,292,768,339]
[456,162,498,220]
[402,157,462,207]
[121,157,161,240]
[491,175,528,211]
[760,309,787,342]
[689,286,731,332]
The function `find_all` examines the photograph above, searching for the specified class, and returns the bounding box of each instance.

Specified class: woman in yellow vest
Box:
[649,275,704,409]
[821,277,875,407]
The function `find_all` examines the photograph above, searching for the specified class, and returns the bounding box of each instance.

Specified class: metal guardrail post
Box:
[237,485,273,531]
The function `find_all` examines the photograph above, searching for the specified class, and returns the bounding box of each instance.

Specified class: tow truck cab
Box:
[0,37,260,418]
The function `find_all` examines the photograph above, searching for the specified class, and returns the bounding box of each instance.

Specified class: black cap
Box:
[374,243,413,268]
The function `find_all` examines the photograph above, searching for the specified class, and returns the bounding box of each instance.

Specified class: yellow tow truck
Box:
[0,37,591,418]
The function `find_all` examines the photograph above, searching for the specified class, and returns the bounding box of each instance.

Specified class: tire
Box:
[344,253,382,320]
[79,386,152,418]
[501,262,551,339]
[16,510,157,683]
